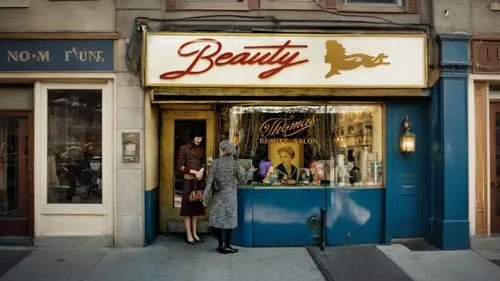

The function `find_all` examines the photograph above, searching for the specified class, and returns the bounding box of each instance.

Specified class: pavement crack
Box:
[79,249,110,281]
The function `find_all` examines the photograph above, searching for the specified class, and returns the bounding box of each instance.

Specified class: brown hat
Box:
[219,140,237,156]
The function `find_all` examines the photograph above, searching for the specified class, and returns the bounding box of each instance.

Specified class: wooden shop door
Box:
[489,103,500,234]
[0,111,33,240]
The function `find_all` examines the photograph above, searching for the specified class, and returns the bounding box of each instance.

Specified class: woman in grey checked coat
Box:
[203,140,255,254]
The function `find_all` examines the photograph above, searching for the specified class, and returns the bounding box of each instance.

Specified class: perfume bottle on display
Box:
[359,147,369,184]
[336,154,346,186]
[328,157,336,186]
[367,152,383,185]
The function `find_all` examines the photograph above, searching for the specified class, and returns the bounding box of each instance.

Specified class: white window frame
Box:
[259,0,322,10]
[35,81,114,236]
[173,0,250,11]
[0,0,29,8]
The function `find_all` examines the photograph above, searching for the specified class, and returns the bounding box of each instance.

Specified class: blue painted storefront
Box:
[144,33,471,250]
[145,187,159,245]
[232,102,430,247]
[429,33,470,250]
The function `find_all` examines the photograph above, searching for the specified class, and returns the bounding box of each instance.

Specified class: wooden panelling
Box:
[407,0,420,14]
[325,0,336,9]
[472,39,500,74]
[248,0,259,10]
[475,81,488,235]
[166,0,177,11]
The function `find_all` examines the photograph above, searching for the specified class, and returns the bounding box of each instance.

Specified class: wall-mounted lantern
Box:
[400,115,416,155]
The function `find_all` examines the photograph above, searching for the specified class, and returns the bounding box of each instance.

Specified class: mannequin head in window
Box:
[259,159,272,179]
[309,161,324,184]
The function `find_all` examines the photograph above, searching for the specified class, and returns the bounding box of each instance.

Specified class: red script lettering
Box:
[159,38,309,80]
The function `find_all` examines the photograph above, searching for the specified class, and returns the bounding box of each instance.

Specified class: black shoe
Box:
[194,236,204,243]
[223,246,239,254]
[216,246,225,254]
[185,237,196,245]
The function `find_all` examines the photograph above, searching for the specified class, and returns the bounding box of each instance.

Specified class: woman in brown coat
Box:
[176,128,206,245]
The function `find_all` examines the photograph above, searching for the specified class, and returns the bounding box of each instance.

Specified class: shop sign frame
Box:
[472,38,500,74]
[143,32,427,89]
[0,39,114,72]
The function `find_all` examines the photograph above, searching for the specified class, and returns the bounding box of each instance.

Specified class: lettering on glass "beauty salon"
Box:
[159,38,309,80]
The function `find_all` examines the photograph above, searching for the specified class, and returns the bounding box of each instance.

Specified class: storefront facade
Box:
[0,37,116,246]
[140,30,470,250]
[469,37,500,241]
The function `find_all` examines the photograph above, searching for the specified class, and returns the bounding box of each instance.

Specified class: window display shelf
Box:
[239,184,385,190]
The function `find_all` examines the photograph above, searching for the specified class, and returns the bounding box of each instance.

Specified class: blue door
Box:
[386,103,428,238]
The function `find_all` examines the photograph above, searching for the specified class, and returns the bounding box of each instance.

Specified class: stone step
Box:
[471,236,500,250]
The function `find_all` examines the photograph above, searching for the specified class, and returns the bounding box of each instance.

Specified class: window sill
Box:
[174,1,250,11]
[40,204,107,215]
[338,3,405,13]
[0,0,29,7]
[260,1,322,10]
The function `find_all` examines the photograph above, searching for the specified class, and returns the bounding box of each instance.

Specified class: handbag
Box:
[188,179,204,202]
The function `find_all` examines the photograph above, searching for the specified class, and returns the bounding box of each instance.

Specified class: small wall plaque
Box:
[122,132,140,163]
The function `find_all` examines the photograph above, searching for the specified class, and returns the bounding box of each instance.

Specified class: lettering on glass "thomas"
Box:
[159,38,309,80]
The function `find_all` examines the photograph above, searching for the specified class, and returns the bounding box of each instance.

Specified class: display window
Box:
[219,104,385,187]
[46,89,102,204]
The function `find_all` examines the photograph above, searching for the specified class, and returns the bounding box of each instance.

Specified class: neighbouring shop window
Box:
[47,90,102,204]
[220,105,384,188]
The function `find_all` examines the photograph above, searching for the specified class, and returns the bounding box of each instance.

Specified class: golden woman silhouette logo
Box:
[324,40,390,78]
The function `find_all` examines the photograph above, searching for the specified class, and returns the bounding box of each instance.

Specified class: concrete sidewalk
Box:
[378,244,500,281]
[0,235,324,281]
[2,236,500,281]
[0,247,33,279]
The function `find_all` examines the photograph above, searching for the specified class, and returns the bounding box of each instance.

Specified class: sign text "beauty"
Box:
[159,38,309,80]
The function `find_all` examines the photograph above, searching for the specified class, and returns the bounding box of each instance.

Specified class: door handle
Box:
[491,182,497,188]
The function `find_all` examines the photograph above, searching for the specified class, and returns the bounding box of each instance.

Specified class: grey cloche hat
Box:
[219,140,237,156]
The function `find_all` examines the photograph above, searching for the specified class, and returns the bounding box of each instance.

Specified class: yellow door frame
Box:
[159,109,215,232]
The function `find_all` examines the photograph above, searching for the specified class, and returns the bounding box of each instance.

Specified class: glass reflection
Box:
[221,105,384,188]
[0,117,25,217]
[47,89,102,204]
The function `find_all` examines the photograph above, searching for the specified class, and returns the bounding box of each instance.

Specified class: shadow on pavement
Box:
[0,249,33,278]
[307,245,413,281]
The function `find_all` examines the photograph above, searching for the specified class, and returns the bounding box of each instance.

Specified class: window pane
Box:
[221,104,384,188]
[329,105,384,187]
[0,117,28,217]
[345,0,400,4]
[47,89,102,204]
